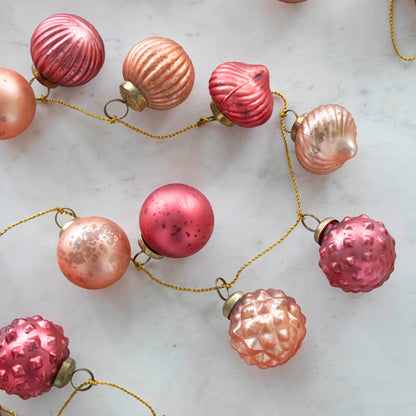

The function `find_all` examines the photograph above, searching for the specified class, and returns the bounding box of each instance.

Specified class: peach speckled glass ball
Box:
[0,68,36,139]
[228,289,306,369]
[57,216,131,290]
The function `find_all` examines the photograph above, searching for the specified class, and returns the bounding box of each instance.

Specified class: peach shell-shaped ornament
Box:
[209,62,274,128]
[291,104,357,175]
[30,14,105,88]
[224,289,306,369]
[121,37,195,111]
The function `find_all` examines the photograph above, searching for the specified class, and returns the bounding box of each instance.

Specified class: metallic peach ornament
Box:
[225,289,306,369]
[291,104,357,174]
[139,184,214,258]
[30,14,105,87]
[0,68,36,139]
[0,316,69,399]
[121,37,195,111]
[209,62,274,128]
[317,215,396,293]
[57,216,131,290]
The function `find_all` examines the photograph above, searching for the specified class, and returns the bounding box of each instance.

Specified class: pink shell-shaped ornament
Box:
[227,289,306,368]
[122,37,195,111]
[293,104,357,174]
[0,316,69,399]
[30,14,105,87]
[318,215,396,293]
[209,62,274,128]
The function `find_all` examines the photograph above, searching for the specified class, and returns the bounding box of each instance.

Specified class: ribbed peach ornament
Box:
[209,62,274,128]
[0,316,69,399]
[30,14,105,87]
[317,215,396,293]
[291,104,357,174]
[121,37,195,111]
[225,289,306,368]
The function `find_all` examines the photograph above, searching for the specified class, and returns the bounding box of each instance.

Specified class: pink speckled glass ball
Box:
[0,316,69,399]
[209,62,274,127]
[319,215,396,292]
[31,14,105,87]
[0,68,36,139]
[57,216,131,290]
[229,289,306,369]
[139,184,214,258]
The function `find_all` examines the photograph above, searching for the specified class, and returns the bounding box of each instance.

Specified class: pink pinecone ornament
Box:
[318,215,396,293]
[0,316,69,399]
[226,289,306,369]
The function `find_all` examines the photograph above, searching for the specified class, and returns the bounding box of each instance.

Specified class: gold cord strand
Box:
[56,379,157,416]
[0,207,77,237]
[389,0,416,61]
[36,96,216,139]
[0,405,18,416]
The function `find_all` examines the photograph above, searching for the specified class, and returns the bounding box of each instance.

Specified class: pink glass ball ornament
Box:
[30,14,105,87]
[0,68,36,139]
[0,316,70,399]
[209,62,274,128]
[291,104,358,174]
[223,289,306,369]
[121,37,195,112]
[316,215,396,293]
[139,184,214,258]
[57,216,131,290]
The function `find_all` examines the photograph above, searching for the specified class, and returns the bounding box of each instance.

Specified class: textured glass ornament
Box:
[318,215,396,292]
[30,13,105,87]
[0,316,69,399]
[292,104,357,174]
[226,289,306,368]
[209,62,274,128]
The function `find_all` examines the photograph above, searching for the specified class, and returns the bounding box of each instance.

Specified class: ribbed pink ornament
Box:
[122,37,195,110]
[30,14,105,87]
[228,289,306,368]
[294,104,357,174]
[0,316,69,399]
[209,62,274,128]
[319,215,396,293]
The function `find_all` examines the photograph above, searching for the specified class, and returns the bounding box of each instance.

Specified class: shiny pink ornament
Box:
[319,215,396,292]
[122,37,195,110]
[57,216,131,290]
[0,316,69,399]
[139,184,214,258]
[228,289,306,368]
[0,68,36,139]
[30,14,105,87]
[209,62,274,128]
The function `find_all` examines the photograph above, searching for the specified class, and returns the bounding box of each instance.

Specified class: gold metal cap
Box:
[210,102,235,127]
[31,65,58,89]
[290,113,308,142]
[59,219,78,238]
[54,357,76,388]
[314,217,337,244]
[138,235,164,260]
[119,81,147,112]
[223,291,244,319]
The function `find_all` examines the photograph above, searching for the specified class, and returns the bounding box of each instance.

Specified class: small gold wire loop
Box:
[283,109,299,133]
[54,208,77,229]
[29,77,35,85]
[70,368,95,392]
[197,115,216,127]
[301,213,321,232]
[215,277,230,301]
[132,252,151,266]
[104,99,129,120]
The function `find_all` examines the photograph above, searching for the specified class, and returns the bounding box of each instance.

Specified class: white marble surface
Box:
[0,0,415,415]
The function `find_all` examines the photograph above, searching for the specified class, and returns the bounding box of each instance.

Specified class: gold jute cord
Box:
[36,95,216,139]
[389,0,416,61]
[0,405,18,416]
[56,379,156,416]
[133,91,305,292]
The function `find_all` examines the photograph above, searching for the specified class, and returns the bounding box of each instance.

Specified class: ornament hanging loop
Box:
[55,208,78,229]
[29,77,52,100]
[282,109,299,134]
[70,368,95,392]
[301,213,321,232]
[132,251,152,267]
[215,277,231,301]
[103,99,129,120]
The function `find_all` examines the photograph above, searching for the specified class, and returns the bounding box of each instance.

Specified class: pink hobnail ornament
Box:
[0,316,69,399]
[318,215,396,292]
[209,62,274,128]
[225,289,306,369]
[139,183,214,258]
[30,13,105,87]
